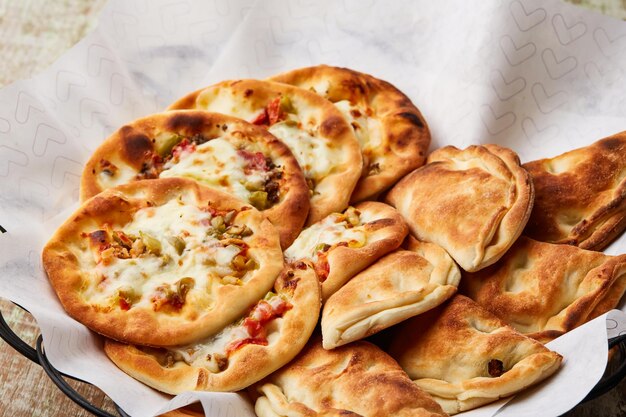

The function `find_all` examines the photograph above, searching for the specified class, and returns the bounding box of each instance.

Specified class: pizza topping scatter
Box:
[488,359,505,377]
[81,199,258,311]
[159,136,284,210]
[165,292,293,372]
[284,206,367,282]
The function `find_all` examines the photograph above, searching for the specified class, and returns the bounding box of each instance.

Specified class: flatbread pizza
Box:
[269,65,430,202]
[80,110,309,248]
[321,237,460,349]
[461,236,626,343]
[388,295,562,415]
[104,261,321,394]
[251,337,447,417]
[284,201,408,301]
[523,131,626,251]
[386,144,534,272]
[167,79,363,225]
[43,178,283,346]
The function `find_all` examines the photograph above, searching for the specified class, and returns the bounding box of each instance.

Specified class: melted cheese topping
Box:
[268,122,338,181]
[334,100,383,154]
[169,295,287,367]
[81,199,240,307]
[284,212,367,262]
[159,137,266,202]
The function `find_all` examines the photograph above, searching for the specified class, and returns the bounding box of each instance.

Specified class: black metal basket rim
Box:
[1,302,626,417]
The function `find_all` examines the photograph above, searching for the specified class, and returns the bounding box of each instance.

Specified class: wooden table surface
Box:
[0,1,624,416]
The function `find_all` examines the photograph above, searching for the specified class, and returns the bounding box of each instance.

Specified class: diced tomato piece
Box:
[271,298,292,316]
[225,337,268,355]
[266,97,283,125]
[238,150,268,173]
[119,298,131,311]
[171,138,196,159]
[243,317,264,338]
[314,255,330,282]
[251,110,269,125]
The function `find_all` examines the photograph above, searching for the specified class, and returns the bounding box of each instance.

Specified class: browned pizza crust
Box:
[80,110,309,249]
[321,237,460,349]
[388,295,562,415]
[386,144,534,272]
[460,236,626,343]
[284,201,409,301]
[251,337,447,417]
[43,178,284,347]
[523,131,626,251]
[167,79,363,226]
[104,261,321,394]
[269,65,430,202]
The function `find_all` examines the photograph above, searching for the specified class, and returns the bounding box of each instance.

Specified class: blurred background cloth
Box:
[0,0,624,88]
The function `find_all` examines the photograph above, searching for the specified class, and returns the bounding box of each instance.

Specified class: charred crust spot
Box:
[294,261,308,270]
[397,111,424,128]
[283,277,300,290]
[488,359,504,377]
[598,137,625,152]
[341,78,366,95]
[121,132,153,163]
[244,89,254,97]
[87,230,109,245]
[164,113,206,134]
[365,218,395,230]
[319,115,348,137]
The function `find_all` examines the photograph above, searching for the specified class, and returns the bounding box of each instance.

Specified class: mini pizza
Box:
[104,261,321,394]
[42,178,283,347]
[251,337,447,417]
[284,202,408,301]
[80,110,309,249]
[167,79,363,225]
[386,144,534,272]
[388,295,562,415]
[269,65,431,202]
[523,131,626,251]
[321,237,460,349]
[461,236,626,343]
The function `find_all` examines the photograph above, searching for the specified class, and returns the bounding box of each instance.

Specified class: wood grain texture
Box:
[0,0,624,416]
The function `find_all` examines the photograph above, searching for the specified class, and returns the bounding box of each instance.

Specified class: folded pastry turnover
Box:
[523,131,626,250]
[461,236,626,342]
[388,295,562,415]
[252,337,447,417]
[321,237,460,349]
[386,144,534,272]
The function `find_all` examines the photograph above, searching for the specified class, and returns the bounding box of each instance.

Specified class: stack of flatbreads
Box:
[40,65,626,417]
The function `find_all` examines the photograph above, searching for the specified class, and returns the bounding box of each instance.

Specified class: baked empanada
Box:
[461,236,626,342]
[321,237,460,349]
[386,144,534,272]
[523,131,626,250]
[284,202,408,301]
[251,337,447,417]
[269,65,431,202]
[388,295,562,415]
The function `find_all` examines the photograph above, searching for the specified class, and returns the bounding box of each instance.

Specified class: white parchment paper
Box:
[1,0,626,416]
